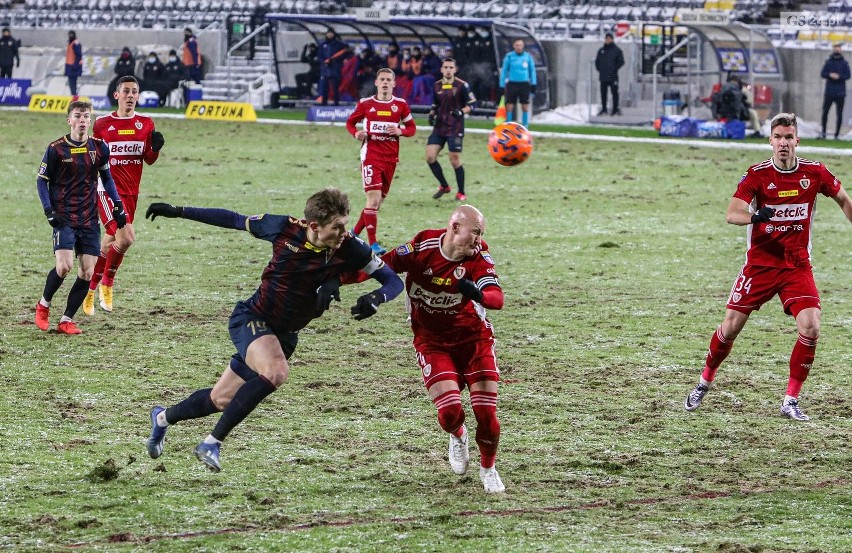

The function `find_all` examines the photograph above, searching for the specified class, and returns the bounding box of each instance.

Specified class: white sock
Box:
[699,377,711,387]
[203,435,222,445]
[784,395,797,404]
[59,315,72,323]
[39,298,50,308]
[156,410,169,428]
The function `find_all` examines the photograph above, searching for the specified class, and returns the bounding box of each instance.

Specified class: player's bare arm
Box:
[831,186,852,223]
[726,197,771,226]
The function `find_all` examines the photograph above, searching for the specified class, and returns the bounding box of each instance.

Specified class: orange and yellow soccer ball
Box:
[488,122,533,166]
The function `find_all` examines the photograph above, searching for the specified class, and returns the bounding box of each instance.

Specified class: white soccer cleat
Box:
[448,427,469,475]
[479,466,505,493]
[781,398,810,421]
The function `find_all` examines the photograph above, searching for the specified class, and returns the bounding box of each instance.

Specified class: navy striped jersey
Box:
[431,77,476,137]
[244,214,376,332]
[37,135,110,227]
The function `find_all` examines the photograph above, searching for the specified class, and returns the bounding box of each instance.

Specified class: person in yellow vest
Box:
[65,30,83,96]
[182,27,202,84]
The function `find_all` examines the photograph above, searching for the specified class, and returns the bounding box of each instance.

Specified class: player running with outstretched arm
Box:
[34,100,126,334]
[143,187,403,472]
[343,204,505,492]
[346,67,416,255]
[84,75,164,315]
[685,112,852,421]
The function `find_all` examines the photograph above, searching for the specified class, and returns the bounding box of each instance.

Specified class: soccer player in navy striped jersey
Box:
[427,57,476,201]
[143,187,403,472]
[34,100,126,334]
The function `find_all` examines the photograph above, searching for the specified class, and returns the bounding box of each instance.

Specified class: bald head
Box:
[448,204,484,228]
[442,205,486,260]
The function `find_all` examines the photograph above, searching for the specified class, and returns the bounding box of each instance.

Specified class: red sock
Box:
[702,326,734,382]
[787,334,817,398]
[362,208,378,245]
[470,390,500,469]
[353,211,365,235]
[433,389,464,436]
[89,252,108,291]
[101,244,126,287]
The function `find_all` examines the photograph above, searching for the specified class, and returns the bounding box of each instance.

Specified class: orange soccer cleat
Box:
[57,320,83,335]
[35,302,50,331]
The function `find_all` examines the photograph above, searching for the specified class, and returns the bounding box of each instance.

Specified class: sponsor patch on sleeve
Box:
[481,251,494,265]
[248,214,265,221]
[396,242,414,255]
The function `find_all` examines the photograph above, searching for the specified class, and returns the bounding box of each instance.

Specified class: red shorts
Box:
[414,336,500,390]
[361,160,396,198]
[726,264,820,316]
[98,192,138,236]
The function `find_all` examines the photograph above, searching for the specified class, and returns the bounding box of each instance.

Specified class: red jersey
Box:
[383,229,500,345]
[734,157,841,268]
[346,95,415,163]
[93,112,159,196]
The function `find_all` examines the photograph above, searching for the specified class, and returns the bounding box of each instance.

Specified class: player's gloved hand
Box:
[457,278,483,302]
[316,277,341,314]
[112,201,127,229]
[428,113,437,126]
[351,291,384,320]
[151,131,165,152]
[530,84,537,94]
[750,206,776,224]
[44,208,64,228]
[451,109,463,118]
[145,202,184,221]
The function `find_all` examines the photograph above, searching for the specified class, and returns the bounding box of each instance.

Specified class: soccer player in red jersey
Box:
[143,188,403,472]
[83,75,164,315]
[686,113,852,420]
[346,67,416,255]
[35,100,126,334]
[427,57,476,201]
[344,204,506,492]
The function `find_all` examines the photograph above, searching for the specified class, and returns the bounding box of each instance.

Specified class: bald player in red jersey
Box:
[346,67,416,255]
[685,112,852,421]
[84,75,164,315]
[344,204,506,493]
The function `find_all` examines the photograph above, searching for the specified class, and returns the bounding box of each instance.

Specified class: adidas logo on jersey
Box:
[369,107,376,112]
[768,183,776,189]
[423,268,433,275]
[108,125,116,131]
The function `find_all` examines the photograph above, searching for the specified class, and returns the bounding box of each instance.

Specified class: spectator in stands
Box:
[385,43,401,75]
[400,47,412,75]
[296,43,320,99]
[739,80,763,138]
[819,43,850,140]
[409,46,424,79]
[318,28,347,105]
[182,27,202,84]
[356,47,382,99]
[163,49,184,103]
[594,33,624,116]
[452,26,471,76]
[469,27,497,106]
[107,47,137,106]
[65,30,83,96]
[0,27,20,79]
[714,75,760,137]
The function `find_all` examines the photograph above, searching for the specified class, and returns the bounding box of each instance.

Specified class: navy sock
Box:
[42,268,65,303]
[454,166,465,194]
[165,388,218,424]
[429,161,449,188]
[63,277,90,319]
[211,375,276,441]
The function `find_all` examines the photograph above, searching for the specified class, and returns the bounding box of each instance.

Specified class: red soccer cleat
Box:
[455,192,467,201]
[57,320,83,335]
[35,302,50,331]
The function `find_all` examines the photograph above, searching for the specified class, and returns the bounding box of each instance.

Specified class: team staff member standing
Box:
[83,76,164,315]
[143,188,403,472]
[427,57,476,202]
[499,39,536,128]
[182,27,202,84]
[65,30,83,96]
[346,67,416,256]
[819,43,850,140]
[685,113,852,421]
[594,33,624,116]
[34,100,126,335]
[0,27,20,79]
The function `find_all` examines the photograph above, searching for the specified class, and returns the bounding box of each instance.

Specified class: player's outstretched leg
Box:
[433,389,468,474]
[194,441,222,472]
[479,466,505,494]
[684,382,710,411]
[471,389,503,493]
[780,397,810,421]
[147,406,168,458]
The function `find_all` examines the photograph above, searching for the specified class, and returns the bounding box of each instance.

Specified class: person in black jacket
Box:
[108,47,136,106]
[295,43,319,99]
[142,51,167,104]
[0,27,20,79]
[819,43,851,139]
[594,33,625,116]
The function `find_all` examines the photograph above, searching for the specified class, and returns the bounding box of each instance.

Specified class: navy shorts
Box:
[505,81,532,105]
[427,131,464,153]
[228,301,298,381]
[53,225,100,256]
